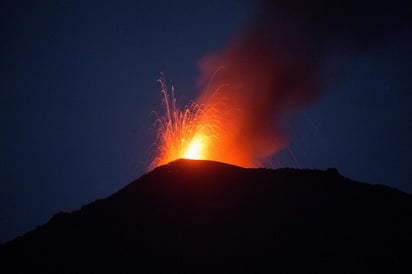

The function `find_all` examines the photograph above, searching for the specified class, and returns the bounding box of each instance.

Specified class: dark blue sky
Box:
[1,0,411,243]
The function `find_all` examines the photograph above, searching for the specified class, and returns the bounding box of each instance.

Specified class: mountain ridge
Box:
[1,159,411,273]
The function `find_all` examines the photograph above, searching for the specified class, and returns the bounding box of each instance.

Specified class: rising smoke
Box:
[195,0,411,165]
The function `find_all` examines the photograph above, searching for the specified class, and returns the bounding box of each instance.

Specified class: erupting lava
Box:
[183,134,207,160]
[150,76,221,169]
[150,65,288,170]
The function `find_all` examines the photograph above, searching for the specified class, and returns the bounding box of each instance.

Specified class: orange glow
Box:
[149,77,222,169]
[150,75,248,169]
[150,71,285,170]
[183,134,207,160]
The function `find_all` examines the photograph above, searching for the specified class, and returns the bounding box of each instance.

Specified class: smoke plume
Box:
[195,0,411,166]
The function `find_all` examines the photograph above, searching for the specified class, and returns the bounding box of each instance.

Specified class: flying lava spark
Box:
[150,67,285,170]
[149,75,222,169]
[150,72,268,170]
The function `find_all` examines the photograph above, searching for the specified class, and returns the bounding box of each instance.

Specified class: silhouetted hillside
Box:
[1,159,412,273]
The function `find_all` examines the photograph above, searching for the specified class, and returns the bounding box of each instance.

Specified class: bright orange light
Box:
[150,77,223,169]
[183,134,207,160]
[150,75,273,170]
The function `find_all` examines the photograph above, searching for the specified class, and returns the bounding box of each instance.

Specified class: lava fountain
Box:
[150,75,221,169]
[150,72,267,170]
[150,66,288,169]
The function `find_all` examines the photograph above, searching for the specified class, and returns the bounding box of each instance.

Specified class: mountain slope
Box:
[1,159,412,273]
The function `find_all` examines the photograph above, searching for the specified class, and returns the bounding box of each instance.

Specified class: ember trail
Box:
[150,76,221,169]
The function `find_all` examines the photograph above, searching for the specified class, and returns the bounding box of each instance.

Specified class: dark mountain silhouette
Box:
[1,159,412,273]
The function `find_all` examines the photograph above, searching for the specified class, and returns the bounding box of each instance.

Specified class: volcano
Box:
[1,159,411,273]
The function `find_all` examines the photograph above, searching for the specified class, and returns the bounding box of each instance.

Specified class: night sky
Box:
[1,0,411,243]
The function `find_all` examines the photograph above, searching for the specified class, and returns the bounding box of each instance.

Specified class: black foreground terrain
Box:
[1,159,411,273]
